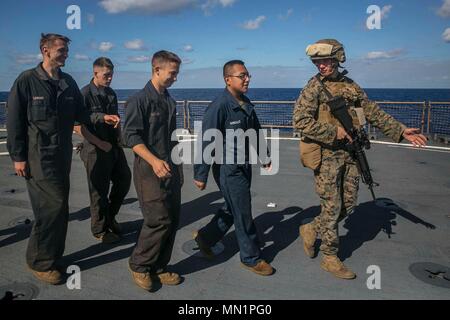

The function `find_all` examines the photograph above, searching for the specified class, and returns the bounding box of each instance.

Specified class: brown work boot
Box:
[193,231,215,260]
[299,222,317,258]
[241,260,274,276]
[320,255,356,279]
[152,271,181,286]
[28,267,62,285]
[128,266,153,291]
[94,231,121,244]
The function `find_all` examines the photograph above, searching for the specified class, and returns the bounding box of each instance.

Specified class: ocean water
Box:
[2,88,450,103]
[1,88,449,134]
[118,88,450,102]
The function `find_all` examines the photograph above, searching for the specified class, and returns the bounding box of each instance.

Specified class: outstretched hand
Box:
[402,128,427,147]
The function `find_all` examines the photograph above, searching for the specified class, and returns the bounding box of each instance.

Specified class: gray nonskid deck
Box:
[0,139,449,300]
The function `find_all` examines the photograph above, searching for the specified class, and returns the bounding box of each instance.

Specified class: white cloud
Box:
[365,49,404,60]
[182,57,195,64]
[87,13,95,24]
[183,44,193,52]
[15,54,42,64]
[100,0,196,14]
[241,15,266,30]
[437,0,450,17]
[443,28,450,42]
[127,55,151,63]
[380,5,392,19]
[347,58,450,88]
[201,0,236,15]
[74,54,90,61]
[219,0,236,6]
[124,39,147,50]
[98,42,114,52]
[278,8,293,21]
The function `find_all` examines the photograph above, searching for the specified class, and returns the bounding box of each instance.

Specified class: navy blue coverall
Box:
[194,89,269,267]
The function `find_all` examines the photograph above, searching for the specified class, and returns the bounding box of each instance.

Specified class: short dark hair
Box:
[39,33,71,52]
[223,60,245,77]
[93,57,114,70]
[151,50,181,70]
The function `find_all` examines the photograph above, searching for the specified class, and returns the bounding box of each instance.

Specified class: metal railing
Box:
[366,101,427,138]
[1,100,449,137]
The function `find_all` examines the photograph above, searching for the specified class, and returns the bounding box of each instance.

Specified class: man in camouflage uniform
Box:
[293,39,427,279]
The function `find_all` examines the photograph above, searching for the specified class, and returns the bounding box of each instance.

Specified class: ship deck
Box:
[0,135,449,300]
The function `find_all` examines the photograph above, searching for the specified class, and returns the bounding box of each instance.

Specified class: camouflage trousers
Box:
[312,149,360,255]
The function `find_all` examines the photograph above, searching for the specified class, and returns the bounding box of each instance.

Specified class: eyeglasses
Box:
[313,58,334,66]
[227,73,252,80]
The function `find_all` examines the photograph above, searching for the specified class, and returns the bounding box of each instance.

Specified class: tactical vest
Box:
[316,80,363,130]
[299,77,365,171]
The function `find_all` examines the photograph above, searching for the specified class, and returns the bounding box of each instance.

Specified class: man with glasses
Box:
[74,57,131,244]
[193,60,273,276]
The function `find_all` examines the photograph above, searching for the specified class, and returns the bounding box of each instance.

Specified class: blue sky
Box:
[1,0,449,90]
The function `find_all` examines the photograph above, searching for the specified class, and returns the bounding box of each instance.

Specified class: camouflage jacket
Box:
[293,72,406,146]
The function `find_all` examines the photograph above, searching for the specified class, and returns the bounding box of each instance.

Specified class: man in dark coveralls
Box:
[123,50,183,291]
[74,57,131,244]
[6,33,120,284]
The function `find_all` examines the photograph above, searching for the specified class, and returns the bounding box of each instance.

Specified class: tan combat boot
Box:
[299,222,317,258]
[241,260,274,276]
[29,267,62,285]
[128,266,153,291]
[152,271,181,285]
[320,255,356,279]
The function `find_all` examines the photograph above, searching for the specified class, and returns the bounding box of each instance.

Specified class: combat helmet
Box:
[305,39,346,63]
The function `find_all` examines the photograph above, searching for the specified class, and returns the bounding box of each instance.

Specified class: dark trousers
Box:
[26,176,70,271]
[129,156,181,273]
[198,164,261,266]
[81,145,131,236]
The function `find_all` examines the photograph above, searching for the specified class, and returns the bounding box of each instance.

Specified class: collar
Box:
[89,78,101,96]
[223,88,253,113]
[144,80,175,114]
[34,63,69,92]
[34,62,61,81]
[144,80,169,99]
[89,79,116,104]
[319,70,345,83]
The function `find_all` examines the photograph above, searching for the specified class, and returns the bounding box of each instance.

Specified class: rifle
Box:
[326,95,378,200]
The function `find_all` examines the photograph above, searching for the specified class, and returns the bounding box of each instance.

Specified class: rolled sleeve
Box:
[355,84,406,143]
